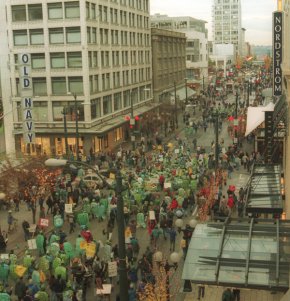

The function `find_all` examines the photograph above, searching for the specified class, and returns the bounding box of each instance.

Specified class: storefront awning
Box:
[245,164,283,214]
[245,102,275,136]
[182,218,290,292]
[94,102,160,135]
[172,88,196,102]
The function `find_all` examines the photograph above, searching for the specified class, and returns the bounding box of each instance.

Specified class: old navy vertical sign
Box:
[19,53,35,144]
[273,11,283,96]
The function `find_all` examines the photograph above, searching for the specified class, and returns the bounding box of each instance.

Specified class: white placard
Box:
[96,284,112,295]
[28,224,37,233]
[65,203,73,213]
[27,239,37,250]
[108,261,118,277]
[0,254,9,260]
[149,210,156,220]
[164,183,171,189]
[175,149,180,154]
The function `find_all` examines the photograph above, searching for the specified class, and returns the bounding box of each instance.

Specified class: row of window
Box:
[15,70,151,96]
[14,50,150,71]
[13,27,151,47]
[11,2,149,28]
[16,86,150,122]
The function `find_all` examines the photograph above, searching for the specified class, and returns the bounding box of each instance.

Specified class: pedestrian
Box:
[159,174,165,190]
[168,227,177,251]
[15,277,27,301]
[197,284,205,300]
[232,288,240,301]
[222,288,233,301]
[68,214,75,234]
[22,220,30,241]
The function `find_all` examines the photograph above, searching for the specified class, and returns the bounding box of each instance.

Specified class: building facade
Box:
[151,28,187,101]
[0,0,154,157]
[150,14,208,82]
[212,0,242,55]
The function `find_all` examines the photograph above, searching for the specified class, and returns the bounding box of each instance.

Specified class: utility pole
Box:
[130,91,136,150]
[62,107,69,157]
[174,81,178,129]
[115,169,129,301]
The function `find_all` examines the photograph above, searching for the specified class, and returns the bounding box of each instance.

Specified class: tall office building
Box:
[0,0,154,156]
[212,0,242,55]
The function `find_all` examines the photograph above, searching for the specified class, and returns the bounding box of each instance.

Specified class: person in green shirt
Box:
[35,286,48,301]
[222,288,233,301]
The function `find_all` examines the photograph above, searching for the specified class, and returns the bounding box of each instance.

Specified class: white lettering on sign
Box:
[19,54,35,144]
[273,12,283,97]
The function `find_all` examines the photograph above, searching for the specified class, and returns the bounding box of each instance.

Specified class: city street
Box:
[0,94,265,301]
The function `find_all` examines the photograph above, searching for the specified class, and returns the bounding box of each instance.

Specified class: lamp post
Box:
[246,81,250,107]
[235,92,239,145]
[213,110,219,170]
[130,91,136,151]
[68,92,80,161]
[184,78,188,104]
[174,81,178,129]
[62,107,69,157]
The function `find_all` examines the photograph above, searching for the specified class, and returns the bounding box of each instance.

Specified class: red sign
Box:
[39,218,49,227]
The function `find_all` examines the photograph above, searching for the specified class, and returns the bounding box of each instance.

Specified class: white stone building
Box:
[212,0,242,56]
[0,0,154,156]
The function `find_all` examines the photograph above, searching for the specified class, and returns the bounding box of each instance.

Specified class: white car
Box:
[83,173,104,189]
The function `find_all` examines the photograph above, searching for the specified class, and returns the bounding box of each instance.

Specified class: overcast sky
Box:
[150,0,277,46]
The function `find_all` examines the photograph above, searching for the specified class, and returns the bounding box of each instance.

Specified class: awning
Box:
[94,103,160,135]
[172,87,196,102]
[245,164,283,214]
[245,102,275,136]
[182,218,290,292]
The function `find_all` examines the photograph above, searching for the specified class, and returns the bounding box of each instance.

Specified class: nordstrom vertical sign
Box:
[273,11,283,96]
[19,53,35,144]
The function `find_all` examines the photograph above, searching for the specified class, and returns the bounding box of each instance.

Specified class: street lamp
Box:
[130,90,136,151]
[62,107,69,157]
[184,78,188,104]
[174,81,178,129]
[68,92,80,161]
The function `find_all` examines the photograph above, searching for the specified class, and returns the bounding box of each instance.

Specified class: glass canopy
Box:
[182,218,290,291]
[246,164,283,214]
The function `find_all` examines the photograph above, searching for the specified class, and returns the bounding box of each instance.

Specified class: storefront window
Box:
[21,137,51,156]
[55,137,83,156]
[94,137,103,152]
[114,127,123,142]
